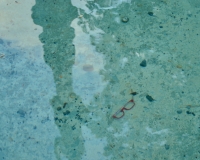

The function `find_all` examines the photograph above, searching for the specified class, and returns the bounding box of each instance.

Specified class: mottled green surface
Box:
[32,0,200,160]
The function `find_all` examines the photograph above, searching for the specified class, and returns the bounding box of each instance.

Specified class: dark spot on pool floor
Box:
[146,95,155,102]
[140,60,147,67]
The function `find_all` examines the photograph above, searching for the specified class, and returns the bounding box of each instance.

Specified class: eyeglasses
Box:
[112,99,135,119]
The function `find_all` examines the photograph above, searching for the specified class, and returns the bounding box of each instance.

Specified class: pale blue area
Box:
[0,39,59,160]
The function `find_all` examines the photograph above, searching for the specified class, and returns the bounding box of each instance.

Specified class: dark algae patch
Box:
[140,59,147,67]
[146,95,155,102]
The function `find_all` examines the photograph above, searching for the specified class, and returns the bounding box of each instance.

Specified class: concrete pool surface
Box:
[0,0,200,160]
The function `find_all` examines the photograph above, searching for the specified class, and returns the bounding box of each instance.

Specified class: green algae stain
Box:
[32,1,86,160]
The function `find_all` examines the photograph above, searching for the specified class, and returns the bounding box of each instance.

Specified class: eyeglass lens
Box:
[112,99,135,119]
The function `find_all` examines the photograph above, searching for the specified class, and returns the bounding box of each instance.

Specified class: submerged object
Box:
[121,16,129,23]
[146,94,155,102]
[140,59,147,67]
[130,92,138,96]
[148,12,154,16]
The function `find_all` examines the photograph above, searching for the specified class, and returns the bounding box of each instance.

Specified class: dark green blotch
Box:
[146,95,154,102]
[186,111,191,114]
[186,111,195,116]
[140,60,147,67]
[148,12,154,16]
[63,102,67,108]
[17,109,26,118]
[177,110,182,114]
[165,144,170,150]
[57,107,62,111]
[63,110,70,115]
[72,125,76,130]
[130,92,138,96]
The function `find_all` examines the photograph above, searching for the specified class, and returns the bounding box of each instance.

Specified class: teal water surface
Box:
[0,0,200,160]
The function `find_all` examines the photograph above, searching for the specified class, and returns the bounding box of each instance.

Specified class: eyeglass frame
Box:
[112,99,135,119]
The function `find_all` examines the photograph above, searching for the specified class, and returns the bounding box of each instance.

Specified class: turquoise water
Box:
[0,0,200,160]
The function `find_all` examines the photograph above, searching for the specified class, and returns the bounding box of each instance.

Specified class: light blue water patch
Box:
[0,39,59,160]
